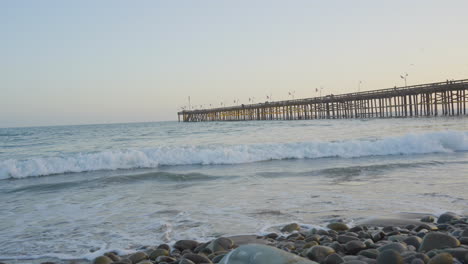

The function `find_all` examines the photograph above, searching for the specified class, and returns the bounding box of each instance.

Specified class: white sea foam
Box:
[1,130,467,179]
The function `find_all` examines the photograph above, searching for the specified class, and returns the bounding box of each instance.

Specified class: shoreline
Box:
[2,212,467,264]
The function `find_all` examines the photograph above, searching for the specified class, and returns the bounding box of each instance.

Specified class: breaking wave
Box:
[1,130,467,179]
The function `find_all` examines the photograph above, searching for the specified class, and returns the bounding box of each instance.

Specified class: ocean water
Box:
[1,118,468,261]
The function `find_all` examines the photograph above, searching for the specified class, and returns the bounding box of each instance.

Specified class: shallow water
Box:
[1,118,468,260]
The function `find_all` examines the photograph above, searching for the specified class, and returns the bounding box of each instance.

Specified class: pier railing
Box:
[178,79,468,122]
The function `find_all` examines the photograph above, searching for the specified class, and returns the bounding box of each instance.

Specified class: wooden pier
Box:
[178,79,468,122]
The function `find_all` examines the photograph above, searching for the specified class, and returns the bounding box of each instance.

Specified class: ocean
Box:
[1,118,467,262]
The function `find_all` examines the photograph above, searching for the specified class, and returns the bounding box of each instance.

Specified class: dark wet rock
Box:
[306,245,336,262]
[128,252,148,264]
[371,231,385,242]
[459,237,468,245]
[376,250,403,264]
[358,231,371,240]
[265,233,279,239]
[303,241,319,250]
[329,241,345,254]
[327,223,349,231]
[344,260,368,264]
[349,226,365,233]
[149,248,169,260]
[428,253,453,264]
[306,234,321,243]
[345,240,367,255]
[358,249,379,259]
[462,229,468,237]
[415,223,439,232]
[282,223,301,233]
[338,235,360,243]
[388,235,407,242]
[288,233,305,241]
[104,252,121,262]
[114,259,132,264]
[317,229,330,236]
[93,256,113,264]
[404,236,423,249]
[440,248,468,262]
[135,261,152,264]
[411,259,425,264]
[182,253,213,264]
[437,213,461,224]
[377,242,407,253]
[200,247,213,255]
[218,244,317,264]
[180,259,196,264]
[324,253,344,264]
[382,226,397,233]
[419,232,460,252]
[174,240,200,251]
[156,256,177,263]
[157,244,171,251]
[422,216,436,223]
[206,237,234,253]
[212,253,227,263]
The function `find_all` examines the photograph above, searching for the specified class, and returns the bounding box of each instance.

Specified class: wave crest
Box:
[1,130,467,179]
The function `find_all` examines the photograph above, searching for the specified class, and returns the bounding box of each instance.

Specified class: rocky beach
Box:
[5,211,467,264]
[2,121,467,264]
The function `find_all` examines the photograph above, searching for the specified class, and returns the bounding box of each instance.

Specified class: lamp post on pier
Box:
[400,73,408,87]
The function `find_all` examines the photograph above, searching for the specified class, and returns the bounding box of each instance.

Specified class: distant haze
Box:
[2,0,468,127]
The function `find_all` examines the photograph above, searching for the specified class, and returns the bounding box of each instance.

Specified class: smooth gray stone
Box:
[440,248,468,262]
[218,244,317,264]
[346,240,367,255]
[377,242,407,253]
[358,249,379,259]
[206,237,234,253]
[324,253,344,264]
[376,250,403,264]
[437,212,461,224]
[174,240,200,251]
[93,256,113,264]
[428,253,453,264]
[419,233,460,252]
[404,236,423,249]
[282,223,301,233]
[128,252,148,264]
[306,246,336,262]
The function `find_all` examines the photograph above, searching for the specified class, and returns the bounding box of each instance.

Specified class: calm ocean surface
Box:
[1,118,468,261]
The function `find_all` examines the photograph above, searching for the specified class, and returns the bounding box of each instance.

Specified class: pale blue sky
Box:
[2,0,468,127]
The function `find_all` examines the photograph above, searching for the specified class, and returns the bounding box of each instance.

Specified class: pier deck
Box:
[178,79,468,122]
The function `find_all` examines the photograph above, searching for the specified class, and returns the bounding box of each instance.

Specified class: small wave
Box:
[1,130,467,179]
[7,171,222,193]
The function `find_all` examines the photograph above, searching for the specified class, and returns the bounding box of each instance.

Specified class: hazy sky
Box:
[2,0,468,127]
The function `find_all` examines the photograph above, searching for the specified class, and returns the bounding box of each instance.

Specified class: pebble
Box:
[282,223,301,233]
[174,240,200,251]
[87,213,468,264]
[376,250,403,264]
[428,253,453,264]
[306,245,335,262]
[345,240,366,255]
[377,242,407,253]
[419,232,460,252]
[437,212,461,224]
[93,256,113,264]
[128,252,148,264]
